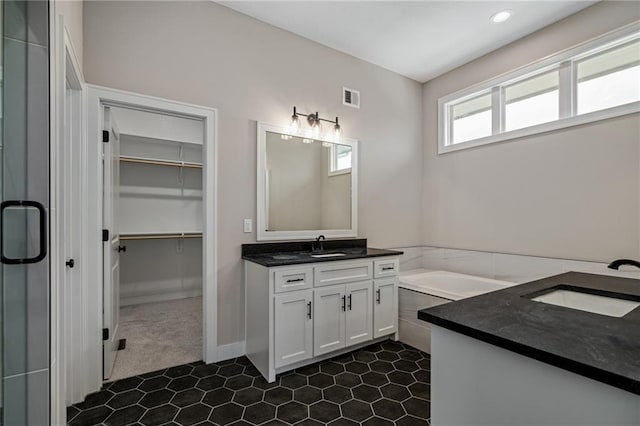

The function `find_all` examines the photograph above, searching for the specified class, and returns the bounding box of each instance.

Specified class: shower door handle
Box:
[0,200,47,264]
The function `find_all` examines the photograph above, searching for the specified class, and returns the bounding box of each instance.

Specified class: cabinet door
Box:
[274,290,313,368]
[374,278,398,338]
[346,281,373,347]
[313,286,346,356]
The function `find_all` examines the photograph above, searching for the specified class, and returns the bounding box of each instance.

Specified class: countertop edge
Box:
[242,250,403,267]
[418,310,640,396]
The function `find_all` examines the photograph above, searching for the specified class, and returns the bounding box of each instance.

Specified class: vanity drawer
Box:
[314,261,373,287]
[274,267,314,293]
[374,258,399,278]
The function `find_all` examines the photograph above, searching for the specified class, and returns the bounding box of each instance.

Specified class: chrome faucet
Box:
[312,235,326,252]
[607,259,640,270]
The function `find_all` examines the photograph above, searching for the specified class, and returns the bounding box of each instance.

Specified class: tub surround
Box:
[419,272,640,395]
[242,239,403,267]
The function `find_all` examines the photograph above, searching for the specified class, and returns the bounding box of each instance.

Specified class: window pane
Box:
[331,144,351,172]
[451,93,492,144]
[505,70,559,132]
[577,40,640,114]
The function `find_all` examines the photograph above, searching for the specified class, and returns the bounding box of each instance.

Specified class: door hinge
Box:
[102,229,109,242]
[103,328,109,341]
[102,130,109,143]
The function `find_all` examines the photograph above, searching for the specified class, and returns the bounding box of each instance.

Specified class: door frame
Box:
[51,13,86,424]
[86,85,218,396]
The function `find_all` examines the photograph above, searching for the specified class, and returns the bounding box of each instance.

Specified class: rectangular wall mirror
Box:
[257,122,358,241]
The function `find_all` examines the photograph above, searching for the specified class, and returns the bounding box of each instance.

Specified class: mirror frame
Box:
[256,122,358,241]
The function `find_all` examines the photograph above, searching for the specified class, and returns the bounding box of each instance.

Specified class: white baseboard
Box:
[217,341,246,361]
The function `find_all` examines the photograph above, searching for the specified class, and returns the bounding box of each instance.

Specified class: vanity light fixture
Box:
[290,106,342,141]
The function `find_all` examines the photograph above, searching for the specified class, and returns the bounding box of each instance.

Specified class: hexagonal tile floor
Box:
[67,341,431,425]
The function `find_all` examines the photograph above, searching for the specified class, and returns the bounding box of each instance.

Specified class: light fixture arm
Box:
[291,106,340,126]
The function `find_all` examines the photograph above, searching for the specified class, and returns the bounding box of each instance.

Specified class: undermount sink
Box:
[531,288,640,318]
[310,253,347,258]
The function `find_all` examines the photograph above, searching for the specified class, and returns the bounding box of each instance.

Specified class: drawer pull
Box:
[348,294,352,311]
[307,301,312,319]
[342,295,346,312]
[286,278,305,283]
[381,266,395,271]
[376,289,381,304]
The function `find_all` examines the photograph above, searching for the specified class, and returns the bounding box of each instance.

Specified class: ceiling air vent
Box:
[343,87,360,109]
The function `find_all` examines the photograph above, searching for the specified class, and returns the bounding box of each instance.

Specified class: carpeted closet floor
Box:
[108,296,203,382]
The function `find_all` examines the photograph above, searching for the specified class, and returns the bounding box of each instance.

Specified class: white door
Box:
[374,278,398,338]
[345,281,373,346]
[274,290,313,368]
[102,106,121,380]
[313,285,346,356]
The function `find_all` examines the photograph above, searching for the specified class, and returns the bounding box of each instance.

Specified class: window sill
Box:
[438,101,640,154]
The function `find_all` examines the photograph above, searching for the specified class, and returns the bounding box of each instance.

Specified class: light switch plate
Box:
[243,219,252,233]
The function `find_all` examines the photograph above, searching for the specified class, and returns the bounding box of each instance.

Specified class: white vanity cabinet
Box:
[245,256,399,382]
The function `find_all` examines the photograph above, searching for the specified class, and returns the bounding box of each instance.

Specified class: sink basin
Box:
[271,255,300,260]
[310,253,347,258]
[531,289,640,317]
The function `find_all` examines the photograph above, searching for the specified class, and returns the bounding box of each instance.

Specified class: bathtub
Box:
[398,269,514,353]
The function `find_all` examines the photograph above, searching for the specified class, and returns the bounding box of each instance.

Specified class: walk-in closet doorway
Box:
[81,86,217,395]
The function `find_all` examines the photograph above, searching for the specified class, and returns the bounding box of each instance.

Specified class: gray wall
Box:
[422,1,640,263]
[55,0,83,68]
[83,1,424,346]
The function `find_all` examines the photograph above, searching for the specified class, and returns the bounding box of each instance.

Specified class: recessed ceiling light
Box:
[490,10,512,23]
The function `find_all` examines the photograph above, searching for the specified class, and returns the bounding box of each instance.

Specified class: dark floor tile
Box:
[106,389,144,409]
[191,363,219,378]
[372,399,405,420]
[168,375,198,392]
[328,418,359,426]
[73,389,114,410]
[196,375,226,391]
[399,349,423,362]
[233,387,263,405]
[295,419,323,426]
[393,360,419,373]
[352,384,382,403]
[67,405,80,422]
[344,361,369,375]
[104,404,146,426]
[320,361,346,375]
[375,351,399,362]
[408,382,431,400]
[138,376,171,392]
[387,371,416,386]
[235,356,253,366]
[334,372,361,388]
[69,405,113,426]
[295,364,320,376]
[264,386,293,405]
[340,399,373,422]
[332,353,354,364]
[243,365,262,378]
[225,374,253,391]
[139,389,175,409]
[309,401,341,423]
[276,400,308,424]
[369,360,394,374]
[413,369,431,384]
[172,388,205,407]
[165,364,194,378]
[323,385,351,404]
[363,343,384,353]
[280,373,307,389]
[110,376,143,393]
[308,373,334,389]
[252,375,280,390]
[202,387,234,407]
[361,416,394,425]
[403,398,430,419]
[294,386,323,405]
[380,383,411,402]
[209,402,243,425]
[175,403,212,426]
[416,358,431,370]
[361,371,389,387]
[353,351,377,363]
[218,364,245,377]
[139,368,167,379]
[381,341,404,352]
[139,405,179,426]
[397,415,429,425]
[242,401,276,425]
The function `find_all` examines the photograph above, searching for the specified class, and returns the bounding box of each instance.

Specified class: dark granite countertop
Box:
[418,272,640,395]
[242,238,403,267]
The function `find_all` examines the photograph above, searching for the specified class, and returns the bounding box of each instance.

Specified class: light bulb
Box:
[334,118,341,142]
[490,10,512,23]
[290,114,299,133]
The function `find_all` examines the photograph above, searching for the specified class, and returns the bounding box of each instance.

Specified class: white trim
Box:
[85,85,218,398]
[217,341,246,361]
[256,122,358,241]
[438,22,640,154]
[51,12,87,424]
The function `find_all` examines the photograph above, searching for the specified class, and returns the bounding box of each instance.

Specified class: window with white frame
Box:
[329,144,352,176]
[439,25,640,153]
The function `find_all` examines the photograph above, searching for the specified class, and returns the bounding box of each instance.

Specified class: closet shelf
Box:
[120,132,203,146]
[120,232,203,241]
[120,155,203,169]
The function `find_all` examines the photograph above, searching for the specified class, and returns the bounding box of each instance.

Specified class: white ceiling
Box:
[218,1,598,82]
